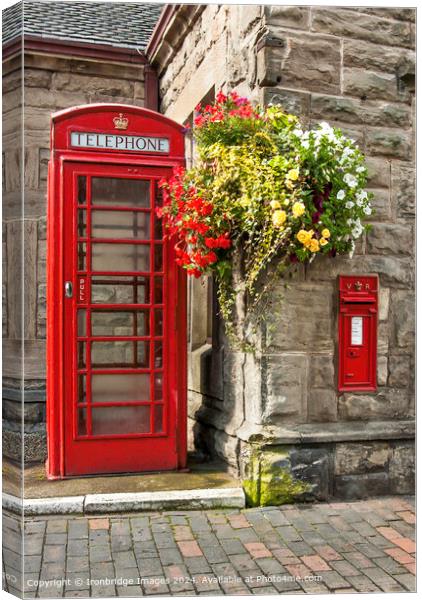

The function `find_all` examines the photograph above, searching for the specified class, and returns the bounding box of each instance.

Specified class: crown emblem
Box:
[354,280,363,291]
[113,113,129,130]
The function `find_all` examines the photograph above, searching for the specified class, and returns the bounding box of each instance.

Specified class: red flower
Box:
[216,90,227,104]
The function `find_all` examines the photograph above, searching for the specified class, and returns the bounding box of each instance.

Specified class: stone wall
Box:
[151,5,415,502]
[2,50,147,463]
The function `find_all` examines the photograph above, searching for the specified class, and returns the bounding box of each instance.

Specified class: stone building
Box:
[2,2,415,504]
[2,0,162,462]
[147,4,415,503]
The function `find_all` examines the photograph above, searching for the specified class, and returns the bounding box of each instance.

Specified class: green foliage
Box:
[159,91,373,350]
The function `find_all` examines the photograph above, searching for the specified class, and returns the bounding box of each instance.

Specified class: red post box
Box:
[338,275,378,392]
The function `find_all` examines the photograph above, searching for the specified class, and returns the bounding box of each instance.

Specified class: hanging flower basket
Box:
[158,91,373,350]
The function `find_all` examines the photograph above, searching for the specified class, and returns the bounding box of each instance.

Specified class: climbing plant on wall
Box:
[158,91,373,350]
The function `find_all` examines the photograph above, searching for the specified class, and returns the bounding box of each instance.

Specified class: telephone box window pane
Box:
[78,310,87,337]
[155,309,163,336]
[154,405,163,433]
[91,406,150,435]
[154,217,162,240]
[92,211,150,240]
[91,178,150,207]
[92,243,150,272]
[78,209,87,237]
[92,373,150,403]
[154,341,163,369]
[91,276,149,304]
[78,409,87,435]
[78,342,86,368]
[91,341,149,368]
[91,310,149,337]
[154,244,163,272]
[154,373,163,400]
[78,375,86,403]
[154,277,163,304]
[78,243,87,271]
[78,176,87,204]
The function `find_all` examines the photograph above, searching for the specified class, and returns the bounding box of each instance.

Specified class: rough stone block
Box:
[377,356,388,386]
[309,354,335,388]
[262,354,307,424]
[343,68,409,103]
[289,446,331,501]
[265,284,334,352]
[391,163,415,218]
[262,87,310,117]
[343,39,414,74]
[388,354,411,388]
[379,288,390,321]
[307,255,413,290]
[334,442,390,476]
[390,290,415,349]
[338,389,410,420]
[260,33,341,94]
[307,389,337,423]
[266,5,310,29]
[311,94,411,129]
[334,472,389,500]
[365,157,391,189]
[51,72,135,98]
[366,129,412,161]
[366,223,413,256]
[366,189,392,223]
[311,8,413,48]
[389,443,415,494]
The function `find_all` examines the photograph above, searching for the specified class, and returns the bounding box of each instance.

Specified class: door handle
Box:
[65,281,73,298]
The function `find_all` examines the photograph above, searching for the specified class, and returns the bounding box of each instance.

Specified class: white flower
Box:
[319,121,332,131]
[292,128,303,138]
[356,190,368,201]
[344,173,358,188]
[352,220,363,239]
[363,205,372,215]
[345,201,355,209]
[337,190,346,200]
[302,140,310,149]
[356,166,365,173]
[343,147,354,157]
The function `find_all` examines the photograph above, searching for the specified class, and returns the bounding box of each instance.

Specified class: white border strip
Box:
[3,487,245,515]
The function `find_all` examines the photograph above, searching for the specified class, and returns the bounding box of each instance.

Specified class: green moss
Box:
[242,447,312,507]
[260,467,311,506]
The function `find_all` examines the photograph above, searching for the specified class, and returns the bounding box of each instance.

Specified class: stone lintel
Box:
[236,419,414,445]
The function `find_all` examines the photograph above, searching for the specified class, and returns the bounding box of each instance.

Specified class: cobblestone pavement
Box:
[3,496,415,597]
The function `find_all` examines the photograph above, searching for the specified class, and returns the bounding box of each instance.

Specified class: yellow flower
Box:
[272,210,287,227]
[320,237,328,247]
[309,239,320,253]
[270,200,281,210]
[297,229,311,244]
[321,228,331,238]
[292,202,305,218]
[287,168,299,181]
[283,199,290,206]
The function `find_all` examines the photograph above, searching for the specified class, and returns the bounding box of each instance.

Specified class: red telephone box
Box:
[338,275,378,392]
[46,104,187,477]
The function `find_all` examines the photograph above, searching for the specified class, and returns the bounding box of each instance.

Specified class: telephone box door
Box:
[62,162,181,475]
